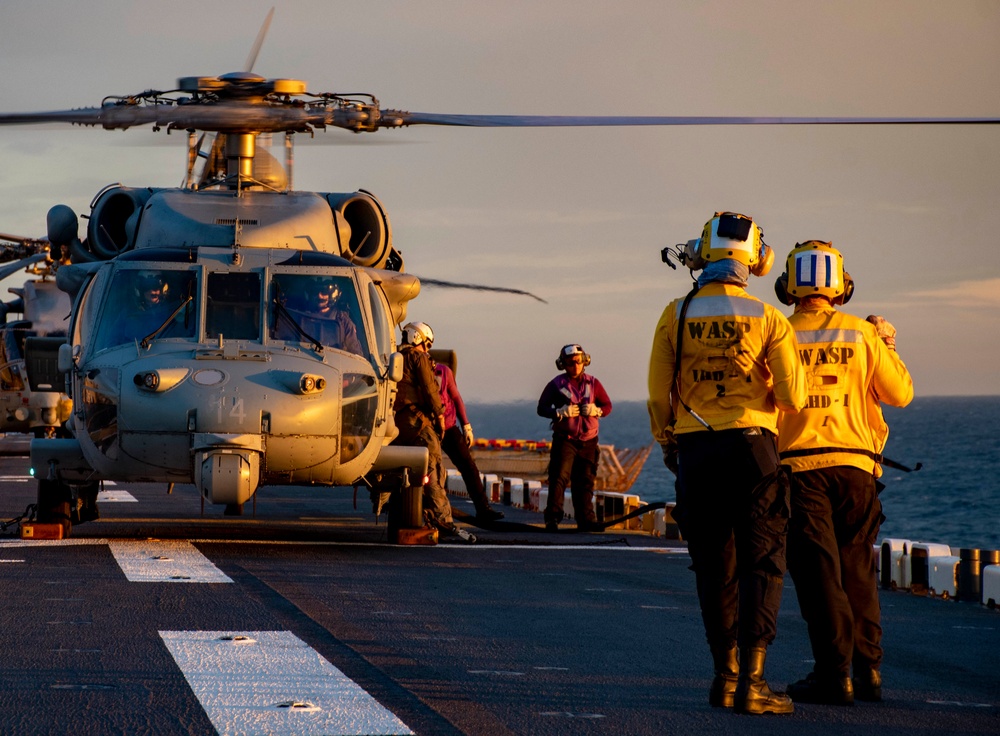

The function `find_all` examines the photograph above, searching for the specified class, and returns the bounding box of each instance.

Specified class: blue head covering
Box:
[698,259,749,288]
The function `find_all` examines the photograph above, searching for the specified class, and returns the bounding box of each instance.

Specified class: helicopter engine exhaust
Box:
[87,187,152,259]
[326,191,392,268]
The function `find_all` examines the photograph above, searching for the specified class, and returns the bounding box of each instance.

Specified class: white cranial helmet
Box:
[402,321,434,346]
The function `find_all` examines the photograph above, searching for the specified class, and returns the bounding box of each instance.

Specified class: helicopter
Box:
[0,23,996,537]
[0,235,73,438]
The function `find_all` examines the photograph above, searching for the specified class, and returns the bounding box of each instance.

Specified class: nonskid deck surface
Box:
[0,453,996,735]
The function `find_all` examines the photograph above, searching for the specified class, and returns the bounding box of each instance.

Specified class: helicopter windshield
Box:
[206,272,261,341]
[270,274,368,357]
[92,269,197,352]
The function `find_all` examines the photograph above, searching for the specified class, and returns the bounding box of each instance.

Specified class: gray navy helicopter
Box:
[0,235,73,437]
[0,18,995,536]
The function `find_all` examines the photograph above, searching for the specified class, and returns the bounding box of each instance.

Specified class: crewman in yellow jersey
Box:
[648,213,806,715]
[774,241,913,705]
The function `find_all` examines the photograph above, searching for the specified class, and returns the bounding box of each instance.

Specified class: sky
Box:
[0,0,997,403]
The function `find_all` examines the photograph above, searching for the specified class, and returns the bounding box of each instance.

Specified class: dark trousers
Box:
[787,466,883,677]
[394,410,452,527]
[440,424,492,513]
[674,427,789,650]
[544,434,599,526]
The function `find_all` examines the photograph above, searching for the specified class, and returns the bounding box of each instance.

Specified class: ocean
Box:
[464,396,1000,552]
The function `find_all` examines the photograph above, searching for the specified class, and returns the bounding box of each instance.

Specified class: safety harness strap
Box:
[673,286,714,431]
[780,446,921,472]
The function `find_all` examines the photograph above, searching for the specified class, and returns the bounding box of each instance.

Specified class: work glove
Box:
[579,403,603,417]
[555,403,580,420]
[436,414,447,437]
[463,423,474,445]
[867,315,897,351]
[661,440,679,476]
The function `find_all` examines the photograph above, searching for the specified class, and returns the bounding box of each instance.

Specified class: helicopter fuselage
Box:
[31,185,422,509]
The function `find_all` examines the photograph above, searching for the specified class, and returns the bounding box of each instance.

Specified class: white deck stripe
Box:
[160,630,413,736]
[108,540,233,583]
[97,490,138,502]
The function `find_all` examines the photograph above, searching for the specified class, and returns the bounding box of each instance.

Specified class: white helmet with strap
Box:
[402,321,434,346]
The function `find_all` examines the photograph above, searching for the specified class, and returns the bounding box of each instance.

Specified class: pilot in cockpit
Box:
[274,276,363,355]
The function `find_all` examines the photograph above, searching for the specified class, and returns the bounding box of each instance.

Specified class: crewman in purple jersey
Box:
[537,344,612,532]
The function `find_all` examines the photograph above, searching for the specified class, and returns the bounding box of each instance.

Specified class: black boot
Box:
[853,668,882,702]
[476,507,505,522]
[734,647,794,715]
[787,671,854,705]
[708,645,739,708]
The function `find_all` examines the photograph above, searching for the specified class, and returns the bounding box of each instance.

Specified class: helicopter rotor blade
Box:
[0,253,48,283]
[386,112,1000,128]
[244,7,275,73]
[416,277,547,304]
[1,104,997,135]
[0,233,46,246]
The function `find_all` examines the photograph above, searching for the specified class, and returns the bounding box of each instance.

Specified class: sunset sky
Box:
[0,1,997,401]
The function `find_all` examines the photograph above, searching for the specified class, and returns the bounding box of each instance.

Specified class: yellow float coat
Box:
[648,282,806,441]
[777,304,913,477]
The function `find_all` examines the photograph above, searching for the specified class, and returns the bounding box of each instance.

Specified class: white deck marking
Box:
[97,490,137,502]
[160,630,413,736]
[108,540,233,583]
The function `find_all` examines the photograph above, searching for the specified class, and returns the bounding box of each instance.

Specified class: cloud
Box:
[907,278,1000,309]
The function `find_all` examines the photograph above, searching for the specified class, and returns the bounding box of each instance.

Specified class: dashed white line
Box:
[160,630,413,736]
[108,540,233,583]
[97,490,137,503]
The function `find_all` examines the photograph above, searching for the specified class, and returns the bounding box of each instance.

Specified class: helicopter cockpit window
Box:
[270,274,369,357]
[92,269,197,353]
[206,272,262,341]
[368,282,392,365]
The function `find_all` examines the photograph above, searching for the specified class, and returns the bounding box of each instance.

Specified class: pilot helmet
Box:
[555,343,590,370]
[135,271,167,302]
[774,240,854,305]
[402,321,434,347]
[313,277,341,303]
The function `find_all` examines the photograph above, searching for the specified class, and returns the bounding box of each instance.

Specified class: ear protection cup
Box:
[774,270,795,305]
[750,243,774,277]
[838,272,855,305]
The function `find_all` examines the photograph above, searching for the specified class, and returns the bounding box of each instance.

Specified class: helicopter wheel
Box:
[72,482,101,525]
[224,503,244,516]
[36,478,72,537]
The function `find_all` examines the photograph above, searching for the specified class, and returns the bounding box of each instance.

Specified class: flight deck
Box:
[0,452,996,736]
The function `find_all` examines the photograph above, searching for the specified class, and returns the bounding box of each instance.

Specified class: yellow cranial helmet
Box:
[697,212,773,276]
[778,240,854,304]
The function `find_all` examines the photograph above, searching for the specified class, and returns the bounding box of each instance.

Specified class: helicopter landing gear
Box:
[35,480,100,538]
[72,482,100,525]
[224,503,244,516]
[36,478,72,537]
